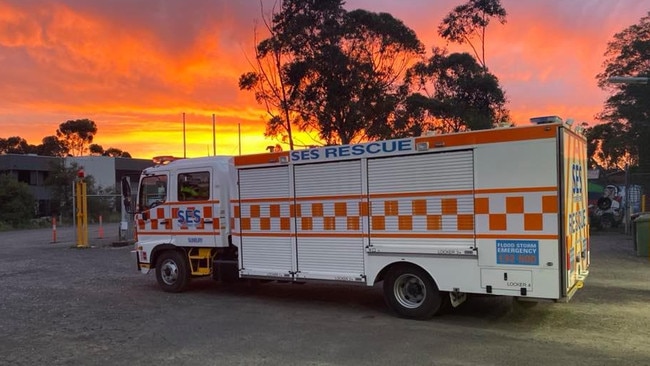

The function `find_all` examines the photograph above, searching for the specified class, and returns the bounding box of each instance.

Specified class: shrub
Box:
[0,174,35,228]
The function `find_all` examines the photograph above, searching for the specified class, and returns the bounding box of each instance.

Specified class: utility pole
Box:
[212,113,216,156]
[182,112,187,158]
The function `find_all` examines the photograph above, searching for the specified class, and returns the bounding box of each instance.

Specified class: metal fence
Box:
[618,170,649,234]
[70,189,135,243]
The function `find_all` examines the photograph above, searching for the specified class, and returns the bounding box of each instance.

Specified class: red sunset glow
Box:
[1,0,648,158]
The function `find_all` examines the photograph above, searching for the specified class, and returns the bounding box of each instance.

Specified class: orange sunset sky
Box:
[1,0,649,159]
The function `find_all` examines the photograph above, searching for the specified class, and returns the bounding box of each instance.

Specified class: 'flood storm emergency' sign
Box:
[496,240,539,265]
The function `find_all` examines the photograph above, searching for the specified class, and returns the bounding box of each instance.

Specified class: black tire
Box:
[597,197,612,210]
[383,264,444,320]
[155,250,190,292]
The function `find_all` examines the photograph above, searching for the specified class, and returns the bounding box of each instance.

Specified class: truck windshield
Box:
[139,175,168,210]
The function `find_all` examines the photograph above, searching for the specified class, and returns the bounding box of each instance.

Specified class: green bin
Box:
[634,214,650,257]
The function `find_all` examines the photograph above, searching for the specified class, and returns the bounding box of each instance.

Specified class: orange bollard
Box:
[98,215,104,239]
[52,217,57,243]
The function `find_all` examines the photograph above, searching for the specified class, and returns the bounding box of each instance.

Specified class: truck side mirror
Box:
[121,177,134,214]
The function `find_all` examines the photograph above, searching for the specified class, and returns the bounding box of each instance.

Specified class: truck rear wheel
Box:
[383,264,444,320]
[156,250,190,292]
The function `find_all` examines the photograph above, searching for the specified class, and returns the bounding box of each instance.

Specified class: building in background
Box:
[0,154,152,216]
[69,156,150,190]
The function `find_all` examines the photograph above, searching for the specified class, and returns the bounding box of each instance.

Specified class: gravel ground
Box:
[0,225,649,366]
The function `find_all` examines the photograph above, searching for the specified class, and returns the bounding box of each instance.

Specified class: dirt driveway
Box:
[0,226,649,365]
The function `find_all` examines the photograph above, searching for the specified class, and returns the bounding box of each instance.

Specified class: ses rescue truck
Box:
[122,117,589,319]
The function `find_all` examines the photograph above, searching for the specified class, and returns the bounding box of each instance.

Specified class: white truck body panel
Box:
[237,166,293,277]
[293,160,366,281]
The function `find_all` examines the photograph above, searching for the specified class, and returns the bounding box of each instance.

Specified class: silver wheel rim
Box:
[393,273,426,309]
[160,259,179,285]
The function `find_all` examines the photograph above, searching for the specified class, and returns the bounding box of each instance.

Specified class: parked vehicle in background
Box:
[590,185,623,229]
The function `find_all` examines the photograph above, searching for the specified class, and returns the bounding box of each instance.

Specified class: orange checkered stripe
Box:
[367,195,474,238]
[474,189,559,239]
[231,200,294,235]
[231,193,475,239]
[136,203,220,235]
[137,206,169,232]
[232,188,560,239]
[231,198,364,237]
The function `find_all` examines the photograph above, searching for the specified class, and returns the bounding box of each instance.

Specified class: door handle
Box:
[204,219,213,224]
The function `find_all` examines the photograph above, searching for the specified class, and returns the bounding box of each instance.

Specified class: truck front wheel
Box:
[155,250,190,292]
[383,264,444,320]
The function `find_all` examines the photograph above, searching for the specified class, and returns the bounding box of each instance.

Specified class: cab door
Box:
[136,173,172,243]
[171,169,220,247]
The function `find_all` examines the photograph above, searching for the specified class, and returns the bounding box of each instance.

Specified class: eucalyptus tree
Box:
[241,0,424,146]
[594,12,650,171]
[438,0,507,70]
[404,49,509,133]
[55,119,98,156]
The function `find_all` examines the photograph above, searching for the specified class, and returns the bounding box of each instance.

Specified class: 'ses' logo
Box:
[572,163,582,196]
[177,208,202,227]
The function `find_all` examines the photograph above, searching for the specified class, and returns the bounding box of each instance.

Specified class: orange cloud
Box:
[0,1,274,157]
[0,0,647,158]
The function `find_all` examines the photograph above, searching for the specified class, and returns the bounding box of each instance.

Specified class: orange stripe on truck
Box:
[414,123,557,149]
[231,187,557,204]
[476,187,557,194]
[234,151,290,167]
[233,232,558,240]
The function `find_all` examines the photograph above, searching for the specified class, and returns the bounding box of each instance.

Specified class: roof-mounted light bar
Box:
[530,116,563,125]
[152,156,182,166]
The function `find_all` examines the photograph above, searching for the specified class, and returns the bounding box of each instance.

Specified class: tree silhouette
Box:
[405,49,509,133]
[55,119,98,156]
[242,0,424,145]
[438,0,507,70]
[239,1,299,150]
[1,123,130,157]
[38,136,69,157]
[0,136,34,154]
[595,12,650,171]
[89,144,104,156]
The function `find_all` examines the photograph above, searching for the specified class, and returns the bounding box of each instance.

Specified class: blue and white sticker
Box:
[496,240,539,265]
[177,207,202,228]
